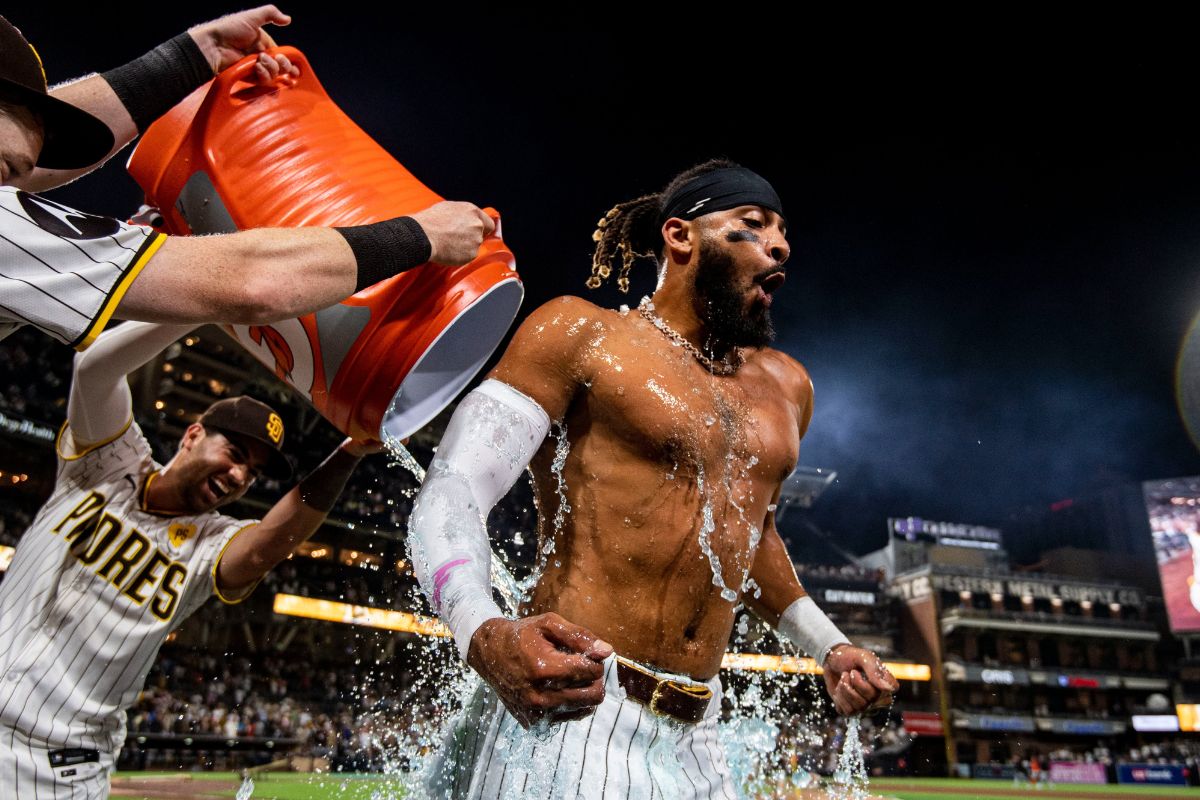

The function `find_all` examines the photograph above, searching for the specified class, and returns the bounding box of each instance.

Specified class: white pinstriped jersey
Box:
[0,419,255,758]
[0,187,166,350]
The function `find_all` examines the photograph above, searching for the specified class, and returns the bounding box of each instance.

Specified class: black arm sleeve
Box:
[297,448,362,513]
[335,216,433,292]
[101,33,213,133]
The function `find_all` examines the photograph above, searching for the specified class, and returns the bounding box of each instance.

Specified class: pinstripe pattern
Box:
[0,422,252,798]
[430,655,736,799]
[0,187,161,347]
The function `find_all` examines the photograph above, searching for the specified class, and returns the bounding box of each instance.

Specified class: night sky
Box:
[14,9,1200,556]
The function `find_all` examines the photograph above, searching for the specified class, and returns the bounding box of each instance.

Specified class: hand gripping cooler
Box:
[127,47,523,442]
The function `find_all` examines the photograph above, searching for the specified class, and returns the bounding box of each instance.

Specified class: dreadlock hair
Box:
[587,158,741,293]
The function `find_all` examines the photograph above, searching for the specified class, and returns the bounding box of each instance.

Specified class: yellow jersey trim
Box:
[74,231,167,351]
[212,522,262,605]
[138,470,190,518]
[55,417,133,461]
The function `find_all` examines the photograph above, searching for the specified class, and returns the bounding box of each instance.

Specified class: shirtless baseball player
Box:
[0,320,377,797]
[0,7,492,349]
[408,160,899,798]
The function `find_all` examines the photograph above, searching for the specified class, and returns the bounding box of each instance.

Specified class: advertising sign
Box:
[1132,715,1180,732]
[901,711,944,737]
[1049,762,1107,785]
[0,410,56,444]
[927,572,1143,608]
[1036,718,1125,736]
[1117,764,1187,786]
[945,663,1031,686]
[821,588,878,606]
[957,713,1034,732]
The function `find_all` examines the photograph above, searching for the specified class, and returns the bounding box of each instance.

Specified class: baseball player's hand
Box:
[822,644,898,716]
[188,6,300,81]
[468,613,612,729]
[409,202,496,266]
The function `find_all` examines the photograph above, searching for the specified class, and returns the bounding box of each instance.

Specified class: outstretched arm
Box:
[409,296,613,728]
[214,437,376,600]
[68,321,196,449]
[111,202,495,326]
[17,6,297,193]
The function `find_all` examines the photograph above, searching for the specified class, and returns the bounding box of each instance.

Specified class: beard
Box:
[691,238,776,350]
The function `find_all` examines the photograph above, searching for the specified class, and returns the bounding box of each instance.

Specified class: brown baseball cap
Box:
[0,16,115,169]
[199,396,293,480]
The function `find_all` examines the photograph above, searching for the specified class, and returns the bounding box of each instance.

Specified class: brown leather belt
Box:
[615,657,713,725]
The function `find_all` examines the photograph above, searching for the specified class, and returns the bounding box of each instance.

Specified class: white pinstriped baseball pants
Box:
[426,655,737,800]
[0,725,114,800]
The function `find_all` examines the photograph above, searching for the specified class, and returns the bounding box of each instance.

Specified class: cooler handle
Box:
[220,45,306,105]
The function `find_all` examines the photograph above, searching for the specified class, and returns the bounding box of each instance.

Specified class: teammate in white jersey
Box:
[0,8,494,349]
[0,320,378,798]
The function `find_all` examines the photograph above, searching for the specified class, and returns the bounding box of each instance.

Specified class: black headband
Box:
[658,167,785,226]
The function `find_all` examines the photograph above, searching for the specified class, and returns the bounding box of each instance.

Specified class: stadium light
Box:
[775,466,837,521]
[271,594,930,681]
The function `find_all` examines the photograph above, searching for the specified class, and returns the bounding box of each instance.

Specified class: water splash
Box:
[550,422,571,534]
[832,716,870,799]
[646,377,687,411]
[696,463,737,603]
[360,353,887,800]
[513,422,570,602]
[383,434,425,483]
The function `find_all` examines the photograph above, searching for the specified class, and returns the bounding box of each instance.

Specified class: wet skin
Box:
[490,207,809,681]
[521,302,807,679]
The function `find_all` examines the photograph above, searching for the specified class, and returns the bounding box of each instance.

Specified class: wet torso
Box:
[521,299,808,679]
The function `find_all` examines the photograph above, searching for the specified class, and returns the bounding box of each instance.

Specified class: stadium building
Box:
[873,516,1193,781]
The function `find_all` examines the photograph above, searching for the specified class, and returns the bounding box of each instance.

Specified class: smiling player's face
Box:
[174,426,270,513]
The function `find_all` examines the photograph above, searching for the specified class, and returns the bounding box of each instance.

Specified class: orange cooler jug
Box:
[127,47,522,442]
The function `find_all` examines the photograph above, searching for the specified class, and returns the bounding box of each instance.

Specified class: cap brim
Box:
[1,78,115,170]
[210,426,294,482]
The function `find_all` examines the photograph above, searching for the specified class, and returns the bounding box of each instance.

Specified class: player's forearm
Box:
[215,491,326,593]
[17,76,138,192]
[216,444,363,592]
[69,321,197,445]
[409,380,550,659]
[120,221,432,326]
[119,228,357,325]
[745,526,849,666]
[742,525,806,626]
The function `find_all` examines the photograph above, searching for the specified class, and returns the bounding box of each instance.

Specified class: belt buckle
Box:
[648,679,669,717]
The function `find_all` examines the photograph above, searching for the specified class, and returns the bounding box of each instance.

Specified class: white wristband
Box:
[776,595,851,667]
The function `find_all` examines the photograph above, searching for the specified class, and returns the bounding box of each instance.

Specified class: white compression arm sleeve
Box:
[407,379,551,660]
[776,595,851,668]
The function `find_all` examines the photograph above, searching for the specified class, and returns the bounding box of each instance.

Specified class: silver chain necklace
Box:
[637,297,743,376]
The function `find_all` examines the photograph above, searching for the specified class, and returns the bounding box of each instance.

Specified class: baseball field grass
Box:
[109,772,1200,799]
